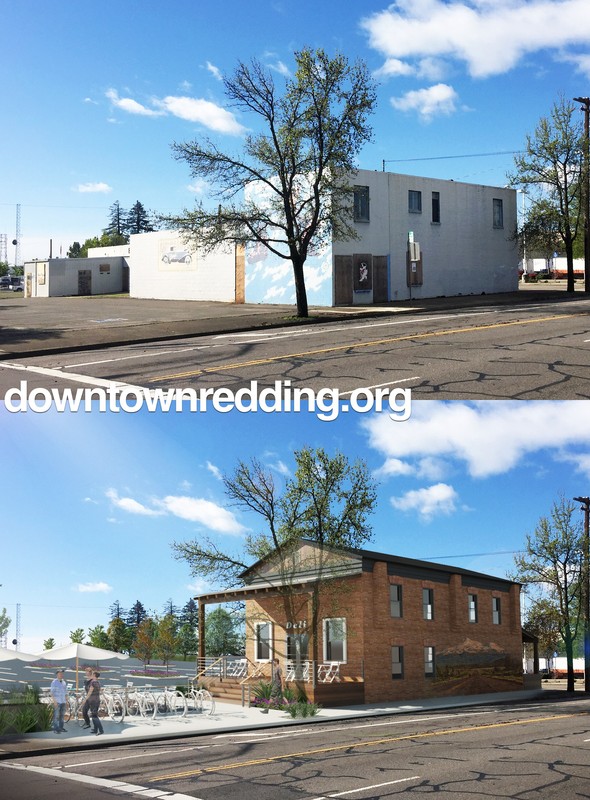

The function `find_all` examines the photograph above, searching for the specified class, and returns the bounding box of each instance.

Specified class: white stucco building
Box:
[24,256,128,298]
[245,169,519,306]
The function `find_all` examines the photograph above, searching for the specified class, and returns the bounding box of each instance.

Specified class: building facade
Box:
[197,541,525,706]
[23,256,128,297]
[244,170,519,307]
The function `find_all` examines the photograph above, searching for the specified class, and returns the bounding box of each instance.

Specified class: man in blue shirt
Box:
[50,669,68,733]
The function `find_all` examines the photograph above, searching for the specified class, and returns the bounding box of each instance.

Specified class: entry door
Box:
[78,269,92,295]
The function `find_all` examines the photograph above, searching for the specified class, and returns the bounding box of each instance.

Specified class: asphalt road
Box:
[3,694,590,799]
[1,296,590,402]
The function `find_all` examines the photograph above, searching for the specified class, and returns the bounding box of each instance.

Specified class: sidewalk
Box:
[0,689,545,760]
[0,283,585,360]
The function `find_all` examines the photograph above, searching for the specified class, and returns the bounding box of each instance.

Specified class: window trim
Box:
[323,617,347,663]
[255,621,272,662]
[409,189,422,214]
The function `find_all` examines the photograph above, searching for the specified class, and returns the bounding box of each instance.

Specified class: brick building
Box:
[196,540,525,706]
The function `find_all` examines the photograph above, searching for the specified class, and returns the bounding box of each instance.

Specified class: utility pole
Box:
[573,97,590,293]
[574,495,590,692]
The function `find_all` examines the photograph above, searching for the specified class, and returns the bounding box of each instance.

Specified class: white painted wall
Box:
[24,257,125,297]
[333,170,519,302]
[129,230,236,302]
[87,244,131,258]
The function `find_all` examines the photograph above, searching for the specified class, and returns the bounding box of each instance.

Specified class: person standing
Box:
[85,670,104,735]
[81,666,93,729]
[50,669,68,733]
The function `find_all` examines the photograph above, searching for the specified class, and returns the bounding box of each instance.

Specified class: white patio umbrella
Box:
[0,646,38,662]
[37,643,129,689]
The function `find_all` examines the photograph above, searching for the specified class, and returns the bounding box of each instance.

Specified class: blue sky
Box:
[2,0,590,263]
[3,400,590,653]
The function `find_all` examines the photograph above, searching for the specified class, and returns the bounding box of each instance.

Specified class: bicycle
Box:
[100,688,125,723]
[154,687,188,718]
[187,682,215,715]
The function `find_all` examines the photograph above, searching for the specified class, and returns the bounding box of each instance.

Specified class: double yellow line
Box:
[148,313,583,383]
[149,712,580,782]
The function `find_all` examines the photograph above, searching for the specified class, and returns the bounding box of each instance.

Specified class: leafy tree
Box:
[127,600,149,630]
[177,622,199,660]
[43,637,56,651]
[126,201,156,234]
[133,617,157,666]
[69,628,85,644]
[161,598,180,626]
[0,262,9,277]
[87,624,110,649]
[67,241,83,258]
[107,616,132,653]
[524,598,562,665]
[154,614,178,668]
[165,47,377,317]
[512,496,584,692]
[0,607,10,639]
[204,607,243,656]
[173,446,377,663]
[510,96,585,292]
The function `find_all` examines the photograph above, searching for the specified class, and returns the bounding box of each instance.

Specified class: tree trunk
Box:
[291,256,309,318]
[565,633,576,692]
[565,238,575,293]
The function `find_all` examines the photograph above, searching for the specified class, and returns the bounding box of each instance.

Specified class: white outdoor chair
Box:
[317,662,340,683]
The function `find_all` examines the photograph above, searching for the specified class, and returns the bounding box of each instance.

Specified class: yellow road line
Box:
[148,712,579,782]
[148,313,583,383]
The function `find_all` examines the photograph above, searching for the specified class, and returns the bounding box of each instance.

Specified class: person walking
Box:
[81,666,93,729]
[85,670,104,735]
[50,669,68,733]
[271,658,283,704]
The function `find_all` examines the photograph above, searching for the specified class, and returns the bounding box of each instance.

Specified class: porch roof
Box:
[195,579,319,606]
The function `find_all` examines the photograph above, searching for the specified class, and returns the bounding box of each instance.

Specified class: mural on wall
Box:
[158,239,196,271]
[434,638,523,695]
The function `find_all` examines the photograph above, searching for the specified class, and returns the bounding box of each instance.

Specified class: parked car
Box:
[0,276,11,289]
[10,279,23,291]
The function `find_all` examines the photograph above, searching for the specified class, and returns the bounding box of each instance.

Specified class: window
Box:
[409,190,422,213]
[390,584,403,618]
[286,632,309,662]
[323,617,347,662]
[392,646,404,679]
[423,588,434,620]
[468,594,478,623]
[431,191,440,223]
[354,186,370,222]
[255,621,272,661]
[493,198,504,228]
[424,646,435,677]
[492,597,502,625]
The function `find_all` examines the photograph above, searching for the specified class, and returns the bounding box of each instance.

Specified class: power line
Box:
[382,150,522,170]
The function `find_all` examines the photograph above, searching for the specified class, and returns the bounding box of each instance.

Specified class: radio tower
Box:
[14,204,21,268]
[0,234,7,264]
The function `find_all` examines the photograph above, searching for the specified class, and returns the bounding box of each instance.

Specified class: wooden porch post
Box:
[198,599,206,660]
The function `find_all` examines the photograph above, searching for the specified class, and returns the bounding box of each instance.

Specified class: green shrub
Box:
[285,700,321,718]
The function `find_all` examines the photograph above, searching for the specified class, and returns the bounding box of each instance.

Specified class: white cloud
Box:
[76,582,112,593]
[188,178,210,195]
[391,83,459,121]
[156,96,246,135]
[159,495,246,534]
[105,488,163,517]
[75,182,112,194]
[206,61,223,81]
[105,88,163,117]
[364,401,590,479]
[391,483,459,521]
[206,461,223,480]
[362,0,590,79]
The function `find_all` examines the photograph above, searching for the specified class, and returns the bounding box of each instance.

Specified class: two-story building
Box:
[195,540,525,707]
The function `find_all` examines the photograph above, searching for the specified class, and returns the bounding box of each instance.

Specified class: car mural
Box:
[161,249,192,264]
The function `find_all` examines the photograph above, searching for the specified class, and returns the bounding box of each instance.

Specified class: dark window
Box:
[409,190,422,213]
[423,588,434,620]
[286,633,309,661]
[492,597,502,625]
[256,622,271,660]
[354,186,370,222]
[392,646,404,679]
[468,593,478,623]
[493,198,504,228]
[390,584,403,618]
[432,191,440,223]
